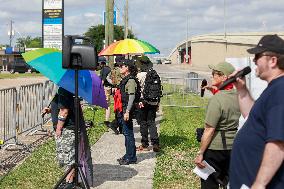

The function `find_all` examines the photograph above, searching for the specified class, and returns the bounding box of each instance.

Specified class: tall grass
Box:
[154,97,207,189]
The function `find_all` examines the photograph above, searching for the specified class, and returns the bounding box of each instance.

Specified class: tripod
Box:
[54,68,90,189]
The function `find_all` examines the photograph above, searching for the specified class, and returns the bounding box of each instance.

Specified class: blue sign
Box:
[44,18,62,24]
[103,10,117,25]
[5,47,13,54]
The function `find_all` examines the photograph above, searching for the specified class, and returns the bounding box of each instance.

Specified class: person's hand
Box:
[204,85,216,91]
[55,127,62,138]
[194,154,206,169]
[229,70,247,91]
[138,102,144,108]
[41,107,51,117]
[124,111,129,121]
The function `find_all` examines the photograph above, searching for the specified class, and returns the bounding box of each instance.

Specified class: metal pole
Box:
[105,0,109,48]
[223,0,227,39]
[74,69,79,185]
[124,0,128,39]
[9,20,13,47]
[185,12,189,63]
[224,0,227,56]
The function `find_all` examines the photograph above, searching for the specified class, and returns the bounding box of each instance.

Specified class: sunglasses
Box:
[254,53,278,62]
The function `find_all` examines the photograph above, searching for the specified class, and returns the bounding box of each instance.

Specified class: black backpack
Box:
[143,69,162,103]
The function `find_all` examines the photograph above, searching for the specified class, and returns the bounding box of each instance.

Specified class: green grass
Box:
[0,73,42,79]
[153,99,207,188]
[0,106,108,189]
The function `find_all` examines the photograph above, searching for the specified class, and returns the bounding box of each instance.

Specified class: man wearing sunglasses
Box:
[230,34,284,189]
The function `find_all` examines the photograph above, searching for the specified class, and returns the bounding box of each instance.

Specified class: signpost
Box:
[42,0,64,50]
[103,10,117,25]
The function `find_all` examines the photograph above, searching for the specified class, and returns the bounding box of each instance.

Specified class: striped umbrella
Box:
[22,48,107,108]
[99,38,160,56]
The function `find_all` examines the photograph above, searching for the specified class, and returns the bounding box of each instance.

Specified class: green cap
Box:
[208,62,235,76]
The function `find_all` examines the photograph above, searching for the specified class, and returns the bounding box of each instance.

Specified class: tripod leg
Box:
[78,166,90,189]
[53,164,75,189]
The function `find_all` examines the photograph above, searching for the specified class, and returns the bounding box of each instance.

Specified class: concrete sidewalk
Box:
[90,115,162,189]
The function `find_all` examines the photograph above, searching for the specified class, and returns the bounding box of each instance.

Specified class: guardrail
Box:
[0,81,56,148]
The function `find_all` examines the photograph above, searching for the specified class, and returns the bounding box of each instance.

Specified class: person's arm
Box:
[233,76,254,118]
[56,108,68,137]
[251,141,284,189]
[124,94,135,121]
[194,124,216,168]
[124,79,137,121]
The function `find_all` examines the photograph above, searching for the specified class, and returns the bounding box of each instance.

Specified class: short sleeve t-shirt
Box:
[230,76,284,189]
[205,89,240,150]
[51,87,75,129]
[125,79,137,95]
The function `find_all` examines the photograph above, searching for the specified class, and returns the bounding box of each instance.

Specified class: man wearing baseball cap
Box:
[194,62,241,188]
[230,34,284,189]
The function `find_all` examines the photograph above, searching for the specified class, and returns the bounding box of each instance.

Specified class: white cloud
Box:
[0,0,284,55]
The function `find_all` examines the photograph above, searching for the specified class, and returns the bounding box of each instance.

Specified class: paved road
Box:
[0,76,48,90]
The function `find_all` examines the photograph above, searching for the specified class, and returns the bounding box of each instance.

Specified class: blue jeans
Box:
[117,112,137,162]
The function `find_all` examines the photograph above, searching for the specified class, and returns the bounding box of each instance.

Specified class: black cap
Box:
[247,34,284,54]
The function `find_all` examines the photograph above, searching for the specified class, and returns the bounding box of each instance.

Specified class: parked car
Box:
[163,59,172,64]
[7,58,38,74]
[156,59,162,64]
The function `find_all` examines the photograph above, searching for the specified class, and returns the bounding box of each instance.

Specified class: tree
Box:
[84,24,135,52]
[16,36,42,48]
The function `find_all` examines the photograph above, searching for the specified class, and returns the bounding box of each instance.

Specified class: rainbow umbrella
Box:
[98,38,160,56]
[22,48,107,109]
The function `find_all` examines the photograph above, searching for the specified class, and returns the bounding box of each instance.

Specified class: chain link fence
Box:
[159,72,208,108]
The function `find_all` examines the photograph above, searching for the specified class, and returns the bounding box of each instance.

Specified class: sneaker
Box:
[153,144,160,152]
[104,121,110,126]
[109,124,119,135]
[116,157,124,162]
[118,159,137,165]
[136,145,150,151]
[63,182,74,189]
[105,122,119,135]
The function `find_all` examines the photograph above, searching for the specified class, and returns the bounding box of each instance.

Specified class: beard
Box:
[254,67,261,78]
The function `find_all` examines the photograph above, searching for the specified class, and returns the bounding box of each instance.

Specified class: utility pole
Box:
[8,20,14,47]
[224,0,227,56]
[185,11,189,63]
[105,0,114,67]
[124,0,128,39]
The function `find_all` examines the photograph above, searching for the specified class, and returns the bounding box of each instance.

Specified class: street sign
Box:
[42,0,63,50]
[103,10,117,25]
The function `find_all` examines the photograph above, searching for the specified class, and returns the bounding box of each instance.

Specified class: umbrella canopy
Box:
[22,48,108,109]
[98,38,160,56]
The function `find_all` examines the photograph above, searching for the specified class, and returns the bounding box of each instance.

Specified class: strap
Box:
[221,130,227,150]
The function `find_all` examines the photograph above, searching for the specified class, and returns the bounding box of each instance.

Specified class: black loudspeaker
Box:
[62,35,98,70]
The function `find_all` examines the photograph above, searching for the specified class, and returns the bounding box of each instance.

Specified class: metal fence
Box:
[159,72,208,108]
[0,88,17,145]
[0,81,56,147]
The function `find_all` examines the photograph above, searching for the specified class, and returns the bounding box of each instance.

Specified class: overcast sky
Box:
[0,0,284,56]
